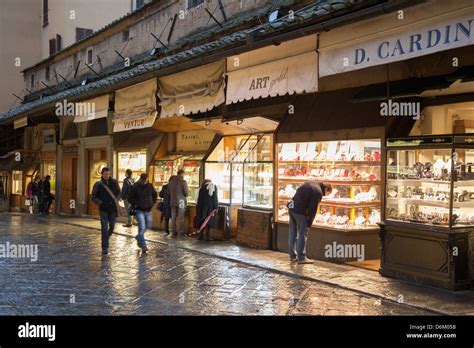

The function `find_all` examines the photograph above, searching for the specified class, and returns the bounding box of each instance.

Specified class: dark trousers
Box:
[163,217,170,233]
[99,210,117,251]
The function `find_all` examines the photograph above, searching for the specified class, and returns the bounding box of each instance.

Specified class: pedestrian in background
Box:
[26,178,34,214]
[196,179,218,241]
[159,176,173,235]
[39,176,53,215]
[121,169,135,227]
[91,167,121,255]
[31,175,40,214]
[128,173,157,253]
[168,169,188,237]
[288,181,332,265]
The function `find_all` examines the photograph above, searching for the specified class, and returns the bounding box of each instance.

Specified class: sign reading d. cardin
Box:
[320,11,474,77]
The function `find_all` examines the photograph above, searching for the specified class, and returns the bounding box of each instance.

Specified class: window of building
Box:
[12,171,22,195]
[49,35,62,56]
[63,123,78,140]
[43,0,48,27]
[135,0,145,10]
[187,0,204,9]
[75,27,93,42]
[88,118,108,137]
[86,48,93,65]
[45,67,50,81]
[30,74,35,89]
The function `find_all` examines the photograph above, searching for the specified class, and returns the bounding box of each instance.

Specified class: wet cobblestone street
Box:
[0,214,434,315]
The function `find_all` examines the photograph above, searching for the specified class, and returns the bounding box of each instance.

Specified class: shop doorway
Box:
[61,153,78,214]
[87,149,107,216]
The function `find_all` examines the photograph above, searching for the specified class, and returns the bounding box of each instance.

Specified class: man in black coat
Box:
[128,173,157,252]
[39,176,53,215]
[288,181,332,264]
[91,167,121,255]
[121,169,135,227]
[159,176,173,234]
[196,179,219,241]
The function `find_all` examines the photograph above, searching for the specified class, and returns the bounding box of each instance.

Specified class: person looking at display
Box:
[121,169,135,228]
[91,167,121,255]
[128,173,157,253]
[168,169,189,237]
[196,179,219,241]
[288,181,332,264]
[39,175,54,215]
[159,176,173,235]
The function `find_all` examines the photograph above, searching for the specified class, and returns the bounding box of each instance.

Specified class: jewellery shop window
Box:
[117,150,147,185]
[205,134,273,209]
[151,154,203,204]
[277,140,382,230]
[386,136,474,229]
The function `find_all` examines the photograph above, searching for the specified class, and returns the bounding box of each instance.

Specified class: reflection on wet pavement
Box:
[0,214,433,315]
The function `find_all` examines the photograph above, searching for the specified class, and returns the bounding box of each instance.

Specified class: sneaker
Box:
[134,235,142,248]
[297,258,313,265]
[108,229,114,237]
[290,257,297,264]
[123,223,132,228]
[102,249,108,255]
[141,245,148,253]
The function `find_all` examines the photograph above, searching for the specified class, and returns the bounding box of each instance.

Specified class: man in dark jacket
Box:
[128,173,157,252]
[159,176,174,235]
[288,181,332,264]
[40,176,53,215]
[168,169,189,237]
[121,169,135,227]
[91,167,121,255]
[196,179,218,241]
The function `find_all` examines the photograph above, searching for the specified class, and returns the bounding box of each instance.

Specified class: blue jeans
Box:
[288,210,309,261]
[99,210,117,251]
[136,210,152,247]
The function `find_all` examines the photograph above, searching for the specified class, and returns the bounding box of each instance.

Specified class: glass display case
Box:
[117,150,147,185]
[385,135,474,228]
[151,154,203,204]
[277,139,382,230]
[205,134,273,209]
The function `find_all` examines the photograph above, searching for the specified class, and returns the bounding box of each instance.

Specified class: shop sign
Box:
[63,146,78,153]
[113,112,157,132]
[226,52,318,104]
[13,117,28,129]
[320,12,474,77]
[176,130,215,152]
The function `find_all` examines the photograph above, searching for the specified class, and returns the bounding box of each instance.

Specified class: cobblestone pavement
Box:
[0,214,434,315]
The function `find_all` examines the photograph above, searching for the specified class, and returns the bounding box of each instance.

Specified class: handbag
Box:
[101,182,128,217]
[25,199,31,206]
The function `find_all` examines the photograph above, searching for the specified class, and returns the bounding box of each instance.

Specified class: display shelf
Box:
[278,160,380,166]
[278,196,380,208]
[278,177,381,185]
[277,218,380,232]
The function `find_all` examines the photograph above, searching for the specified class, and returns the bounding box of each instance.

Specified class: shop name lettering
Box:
[55,100,95,118]
[123,118,146,129]
[179,134,211,146]
[248,67,288,93]
[353,19,474,65]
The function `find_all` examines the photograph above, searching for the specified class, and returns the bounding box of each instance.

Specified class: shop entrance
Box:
[61,151,78,214]
[87,149,107,216]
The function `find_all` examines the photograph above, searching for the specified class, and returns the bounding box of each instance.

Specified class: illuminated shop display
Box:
[117,150,147,184]
[205,134,273,209]
[277,139,382,230]
[151,154,203,204]
[386,135,474,228]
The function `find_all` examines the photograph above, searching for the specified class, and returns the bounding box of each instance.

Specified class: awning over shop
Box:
[192,116,279,135]
[277,88,389,143]
[13,117,28,129]
[158,61,225,118]
[226,35,317,104]
[113,79,158,132]
[74,95,109,123]
[113,127,162,150]
[0,150,38,173]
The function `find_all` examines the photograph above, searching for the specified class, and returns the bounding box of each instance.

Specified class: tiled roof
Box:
[0,0,376,122]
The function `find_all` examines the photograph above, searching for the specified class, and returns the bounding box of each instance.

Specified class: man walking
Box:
[121,169,135,227]
[91,167,121,255]
[288,181,332,264]
[168,169,188,237]
[128,173,157,252]
[40,176,53,215]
